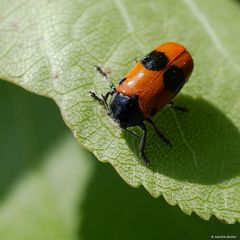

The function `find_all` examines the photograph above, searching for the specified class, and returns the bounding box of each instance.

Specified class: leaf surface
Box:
[0,0,240,222]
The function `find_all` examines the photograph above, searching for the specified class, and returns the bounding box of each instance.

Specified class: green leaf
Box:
[0,81,239,240]
[0,82,95,239]
[0,81,91,239]
[1,82,239,239]
[0,0,240,223]
[0,135,94,240]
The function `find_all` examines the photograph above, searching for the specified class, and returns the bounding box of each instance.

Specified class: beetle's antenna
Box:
[95,64,115,90]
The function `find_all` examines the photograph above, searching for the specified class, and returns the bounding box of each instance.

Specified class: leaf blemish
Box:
[10,21,20,32]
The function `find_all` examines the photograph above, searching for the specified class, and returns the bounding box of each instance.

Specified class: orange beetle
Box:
[90,42,194,165]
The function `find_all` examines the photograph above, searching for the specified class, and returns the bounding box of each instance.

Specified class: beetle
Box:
[90,42,194,165]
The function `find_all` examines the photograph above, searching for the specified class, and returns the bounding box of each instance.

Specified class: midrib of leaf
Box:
[182,0,240,73]
[182,0,240,135]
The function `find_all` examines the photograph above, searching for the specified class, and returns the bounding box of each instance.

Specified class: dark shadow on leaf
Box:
[124,95,240,185]
[78,161,239,240]
[233,0,240,4]
[0,81,68,200]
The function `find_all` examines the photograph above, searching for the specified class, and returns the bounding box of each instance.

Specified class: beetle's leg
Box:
[139,123,150,166]
[95,64,115,91]
[89,91,109,109]
[101,92,111,110]
[145,119,172,146]
[169,101,189,112]
[89,91,103,104]
[133,58,139,65]
[102,91,113,102]
[125,128,140,139]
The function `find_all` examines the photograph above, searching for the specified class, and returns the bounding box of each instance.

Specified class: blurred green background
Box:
[0,80,239,239]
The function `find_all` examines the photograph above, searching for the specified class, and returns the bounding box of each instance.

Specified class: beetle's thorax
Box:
[109,92,144,128]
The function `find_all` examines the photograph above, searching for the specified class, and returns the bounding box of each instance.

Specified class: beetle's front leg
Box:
[90,91,104,104]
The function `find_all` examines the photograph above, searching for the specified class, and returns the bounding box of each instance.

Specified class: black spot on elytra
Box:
[163,65,185,92]
[119,77,126,85]
[141,50,168,71]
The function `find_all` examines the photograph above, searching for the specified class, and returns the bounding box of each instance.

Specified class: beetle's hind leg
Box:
[145,119,172,146]
[169,101,188,112]
[125,128,140,139]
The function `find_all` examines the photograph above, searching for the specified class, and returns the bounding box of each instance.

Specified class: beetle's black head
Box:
[109,92,144,128]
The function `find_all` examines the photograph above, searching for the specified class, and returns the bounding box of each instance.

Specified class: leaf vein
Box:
[182,0,240,73]
[171,109,198,167]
